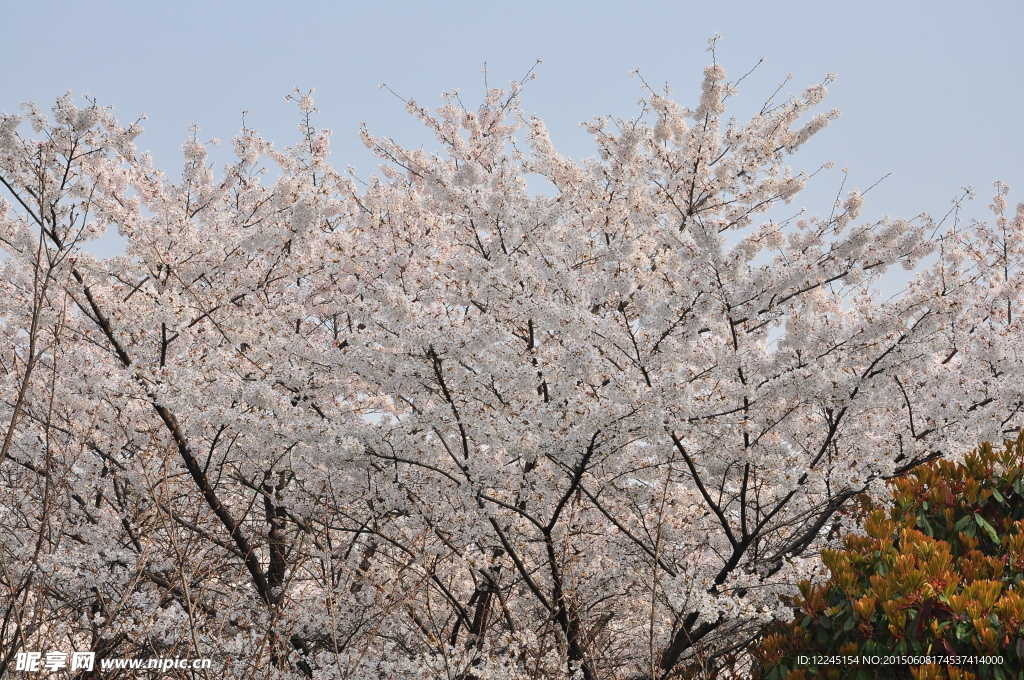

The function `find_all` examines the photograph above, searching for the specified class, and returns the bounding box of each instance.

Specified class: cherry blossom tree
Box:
[1,56,1023,680]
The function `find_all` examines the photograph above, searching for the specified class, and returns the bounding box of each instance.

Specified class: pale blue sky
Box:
[2,0,1021,257]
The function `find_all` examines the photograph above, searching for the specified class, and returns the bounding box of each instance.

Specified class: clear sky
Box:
[2,0,1021,258]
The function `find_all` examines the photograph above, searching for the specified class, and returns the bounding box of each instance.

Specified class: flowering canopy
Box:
[1,60,1023,679]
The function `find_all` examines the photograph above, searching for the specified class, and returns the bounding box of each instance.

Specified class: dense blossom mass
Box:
[1,59,1023,679]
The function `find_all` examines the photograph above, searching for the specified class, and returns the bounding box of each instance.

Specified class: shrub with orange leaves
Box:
[751,435,1024,680]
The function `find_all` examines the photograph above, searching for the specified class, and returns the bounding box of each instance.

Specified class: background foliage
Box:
[753,435,1024,680]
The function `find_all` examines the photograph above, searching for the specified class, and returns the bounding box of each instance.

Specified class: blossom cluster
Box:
[0,63,1022,679]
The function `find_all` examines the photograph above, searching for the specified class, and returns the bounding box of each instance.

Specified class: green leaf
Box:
[843,614,856,631]
[975,513,999,543]
[954,515,973,532]
[1014,476,1023,496]
[992,488,1005,504]
[993,665,1005,680]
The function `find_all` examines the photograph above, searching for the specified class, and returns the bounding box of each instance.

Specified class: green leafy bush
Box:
[751,435,1024,680]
